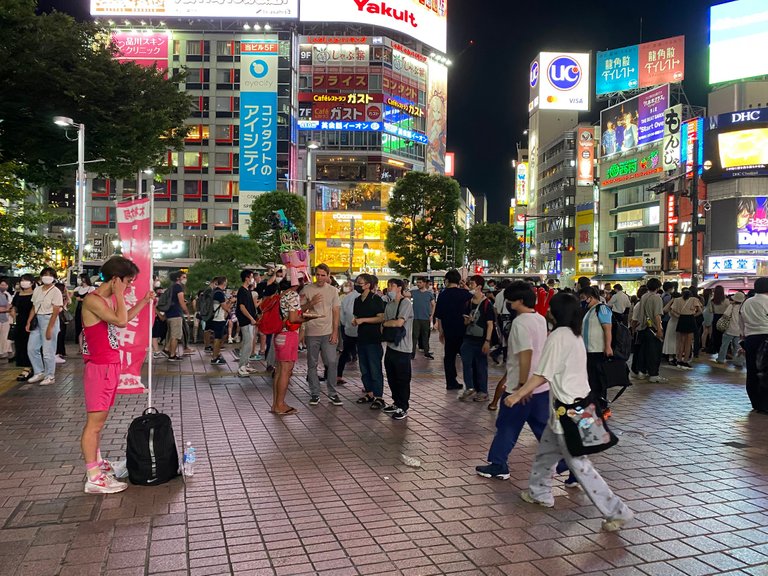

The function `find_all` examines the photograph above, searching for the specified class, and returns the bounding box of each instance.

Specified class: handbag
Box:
[716,307,732,332]
[554,393,619,456]
[60,309,74,324]
[8,323,16,341]
[381,299,406,345]
[465,299,489,338]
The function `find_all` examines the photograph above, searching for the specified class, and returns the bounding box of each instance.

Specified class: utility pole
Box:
[522,213,528,274]
[691,142,699,290]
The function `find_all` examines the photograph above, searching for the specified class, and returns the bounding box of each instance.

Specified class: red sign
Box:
[383,70,418,101]
[299,93,383,104]
[391,40,428,63]
[304,36,369,44]
[667,193,678,247]
[638,35,685,88]
[445,152,455,176]
[312,102,366,121]
[112,32,169,72]
[313,73,369,90]
[367,105,382,120]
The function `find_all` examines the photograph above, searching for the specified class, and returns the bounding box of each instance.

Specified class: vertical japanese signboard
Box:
[240,37,278,232]
[426,60,448,174]
[662,104,683,172]
[115,197,152,394]
[577,127,595,186]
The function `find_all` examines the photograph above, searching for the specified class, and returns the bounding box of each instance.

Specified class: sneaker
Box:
[309,395,320,406]
[370,397,386,410]
[564,473,579,488]
[152,351,165,359]
[183,349,195,356]
[100,460,115,477]
[631,372,647,380]
[475,464,510,480]
[669,358,678,367]
[84,474,128,495]
[649,375,668,383]
[382,403,398,413]
[602,512,634,532]
[27,374,44,384]
[40,377,55,386]
[458,388,476,401]
[356,395,374,404]
[167,356,181,362]
[519,490,554,508]
[392,409,408,420]
[237,366,257,377]
[249,353,264,361]
[329,395,343,406]
[473,392,489,402]
[679,362,693,370]
[161,350,171,358]
[204,346,213,352]
[424,352,434,359]
[227,337,234,344]
[210,357,226,365]
[55,354,66,364]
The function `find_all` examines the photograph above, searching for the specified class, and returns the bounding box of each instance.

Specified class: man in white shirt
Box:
[607,283,631,324]
[739,277,768,413]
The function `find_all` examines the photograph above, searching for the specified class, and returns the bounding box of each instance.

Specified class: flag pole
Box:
[147,176,155,410]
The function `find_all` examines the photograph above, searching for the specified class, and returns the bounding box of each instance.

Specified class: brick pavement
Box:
[0,338,767,576]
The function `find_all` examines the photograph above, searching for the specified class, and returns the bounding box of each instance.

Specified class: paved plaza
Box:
[1,338,768,576]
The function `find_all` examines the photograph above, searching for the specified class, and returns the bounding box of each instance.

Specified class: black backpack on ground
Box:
[126,407,180,486]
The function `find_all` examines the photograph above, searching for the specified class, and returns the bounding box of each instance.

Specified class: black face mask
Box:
[354,285,364,294]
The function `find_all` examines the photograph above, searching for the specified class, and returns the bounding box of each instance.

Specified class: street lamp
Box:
[53,116,85,274]
[306,140,320,252]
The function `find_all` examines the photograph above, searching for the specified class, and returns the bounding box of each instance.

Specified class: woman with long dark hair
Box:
[504,292,633,532]
[708,286,729,355]
[11,274,35,381]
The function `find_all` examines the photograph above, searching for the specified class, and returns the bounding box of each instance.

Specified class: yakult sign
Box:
[300,0,447,53]
[529,52,590,113]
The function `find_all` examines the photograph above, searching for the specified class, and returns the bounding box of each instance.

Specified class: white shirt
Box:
[607,290,631,315]
[582,304,612,353]
[740,294,768,337]
[534,327,591,434]
[31,285,64,315]
[494,291,507,315]
[506,312,549,394]
[340,291,359,337]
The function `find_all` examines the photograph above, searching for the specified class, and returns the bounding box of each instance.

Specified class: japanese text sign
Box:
[596,36,684,95]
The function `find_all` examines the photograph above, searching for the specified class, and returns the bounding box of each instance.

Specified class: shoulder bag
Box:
[716,305,733,333]
[465,299,490,338]
[554,393,619,456]
[381,299,406,345]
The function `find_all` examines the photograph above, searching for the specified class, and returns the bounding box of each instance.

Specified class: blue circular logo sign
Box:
[249,59,268,79]
[547,56,581,91]
[529,61,539,88]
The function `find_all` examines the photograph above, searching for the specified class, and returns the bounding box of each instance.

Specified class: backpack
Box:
[126,408,180,486]
[601,304,632,361]
[257,292,284,335]
[156,286,174,313]
[197,288,214,322]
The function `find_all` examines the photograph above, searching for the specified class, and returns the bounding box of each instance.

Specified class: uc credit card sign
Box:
[240,38,279,194]
[532,52,590,112]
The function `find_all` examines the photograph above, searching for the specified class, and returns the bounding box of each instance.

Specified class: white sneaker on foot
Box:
[520,490,554,508]
[237,366,257,377]
[40,377,55,386]
[27,374,44,383]
[649,375,668,383]
[602,511,634,532]
[84,474,128,494]
[55,354,66,364]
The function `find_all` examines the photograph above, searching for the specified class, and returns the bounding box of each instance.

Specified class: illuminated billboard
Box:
[703,108,768,181]
[299,0,448,53]
[596,36,684,95]
[91,0,298,18]
[576,127,595,186]
[710,0,768,84]
[738,197,768,247]
[599,84,669,157]
[529,52,590,113]
[112,31,169,72]
[515,163,528,206]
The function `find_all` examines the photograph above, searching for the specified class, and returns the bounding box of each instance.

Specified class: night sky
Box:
[41,0,723,221]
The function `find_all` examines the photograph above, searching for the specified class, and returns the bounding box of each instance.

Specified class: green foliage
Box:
[467,222,522,273]
[0,0,192,184]
[247,191,307,264]
[385,172,461,275]
[0,161,73,270]
[187,234,262,294]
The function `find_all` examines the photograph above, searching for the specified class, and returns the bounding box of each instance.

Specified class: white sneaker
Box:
[40,377,55,386]
[237,366,257,377]
[227,337,235,344]
[84,474,128,494]
[27,374,44,383]
[55,355,66,364]
[649,375,668,383]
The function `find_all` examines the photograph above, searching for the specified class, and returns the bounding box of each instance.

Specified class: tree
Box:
[385,172,461,275]
[0,0,191,185]
[467,222,522,273]
[248,191,307,264]
[186,234,263,295]
[0,161,73,271]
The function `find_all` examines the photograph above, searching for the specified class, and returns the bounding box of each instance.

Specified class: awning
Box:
[590,273,646,282]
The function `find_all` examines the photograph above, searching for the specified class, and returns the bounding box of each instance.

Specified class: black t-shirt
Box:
[165,283,185,318]
[236,286,257,326]
[434,287,472,336]
[464,298,496,342]
[353,292,386,344]
[256,280,279,299]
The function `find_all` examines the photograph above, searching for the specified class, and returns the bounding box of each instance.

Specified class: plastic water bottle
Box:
[183,442,196,477]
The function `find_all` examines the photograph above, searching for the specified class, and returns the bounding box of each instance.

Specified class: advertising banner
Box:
[707,255,761,275]
[240,38,278,196]
[238,191,262,235]
[662,104,683,171]
[596,36,684,95]
[738,197,768,247]
[601,148,663,188]
[576,209,593,255]
[530,52,590,112]
[311,44,369,65]
[112,32,169,72]
[115,197,152,394]
[313,73,369,91]
[576,127,595,186]
[681,117,704,179]
[91,0,298,18]
[515,162,528,206]
[599,84,669,157]
[704,109,768,181]
[426,60,448,174]
[710,0,768,84]
[299,0,448,53]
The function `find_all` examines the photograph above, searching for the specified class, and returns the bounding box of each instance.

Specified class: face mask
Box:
[154,281,161,288]
[20,281,32,290]
[343,285,351,293]
[77,280,83,286]
[180,278,187,285]
[469,289,477,296]
[41,276,55,285]
[387,290,397,300]
[354,285,364,294]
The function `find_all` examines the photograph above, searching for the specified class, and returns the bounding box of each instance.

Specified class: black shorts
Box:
[210,320,227,340]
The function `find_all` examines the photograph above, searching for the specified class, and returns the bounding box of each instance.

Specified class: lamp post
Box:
[54,116,85,274]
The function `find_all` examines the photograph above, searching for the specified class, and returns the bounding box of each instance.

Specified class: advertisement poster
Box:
[112,32,169,72]
[662,104,683,171]
[600,84,669,157]
[710,0,768,84]
[115,197,152,394]
[576,127,595,186]
[531,52,590,112]
[426,60,448,174]
[596,44,639,94]
[515,162,528,205]
[596,36,684,95]
[240,37,278,199]
[738,197,768,247]
[91,0,298,18]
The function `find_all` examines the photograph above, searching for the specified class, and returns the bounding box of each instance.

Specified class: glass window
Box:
[92,206,107,223]
[214,209,231,225]
[186,41,201,56]
[184,181,199,195]
[216,69,231,84]
[216,41,239,56]
[172,40,180,56]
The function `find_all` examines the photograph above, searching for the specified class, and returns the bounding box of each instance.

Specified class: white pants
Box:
[0,320,10,356]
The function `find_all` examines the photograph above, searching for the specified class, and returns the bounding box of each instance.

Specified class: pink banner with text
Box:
[116,197,152,394]
[113,32,170,72]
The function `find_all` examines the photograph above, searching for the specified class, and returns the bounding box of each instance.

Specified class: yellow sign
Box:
[315,211,388,241]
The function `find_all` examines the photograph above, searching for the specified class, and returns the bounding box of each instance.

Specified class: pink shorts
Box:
[84,362,121,412]
[274,330,299,363]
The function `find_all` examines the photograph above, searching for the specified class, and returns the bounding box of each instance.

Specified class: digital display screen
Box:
[718,128,768,169]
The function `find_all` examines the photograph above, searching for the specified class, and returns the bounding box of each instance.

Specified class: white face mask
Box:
[388,290,397,300]
[469,289,476,296]
[20,281,32,290]
[342,285,351,293]
[154,281,161,288]
[180,278,187,285]
[41,276,55,285]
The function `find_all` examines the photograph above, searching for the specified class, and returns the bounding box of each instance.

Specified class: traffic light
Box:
[475,265,483,274]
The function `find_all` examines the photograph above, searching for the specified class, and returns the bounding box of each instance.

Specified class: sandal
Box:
[487,404,498,411]
[16,370,32,381]
[356,395,374,404]
[274,407,298,416]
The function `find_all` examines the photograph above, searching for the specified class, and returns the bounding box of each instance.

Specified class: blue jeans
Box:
[28,314,60,378]
[358,343,384,398]
[460,339,488,394]
[718,333,745,367]
[488,391,549,470]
